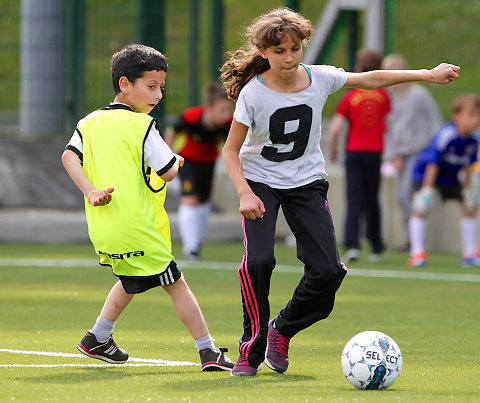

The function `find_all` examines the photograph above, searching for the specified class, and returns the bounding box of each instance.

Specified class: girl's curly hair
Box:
[220,8,312,101]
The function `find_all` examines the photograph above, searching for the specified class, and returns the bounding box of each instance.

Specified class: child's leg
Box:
[237,181,281,367]
[163,275,234,371]
[162,275,212,347]
[178,202,202,256]
[409,214,426,256]
[460,203,477,259]
[277,180,346,338]
[99,280,135,321]
[344,152,365,250]
[90,280,135,342]
[77,280,132,364]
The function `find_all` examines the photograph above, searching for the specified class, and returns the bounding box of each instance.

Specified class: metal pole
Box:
[347,11,359,72]
[137,0,166,122]
[189,0,200,106]
[285,0,300,11]
[20,0,65,137]
[210,0,224,80]
[65,0,85,132]
[384,0,394,54]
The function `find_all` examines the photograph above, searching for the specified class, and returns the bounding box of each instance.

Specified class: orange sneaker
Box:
[408,252,427,268]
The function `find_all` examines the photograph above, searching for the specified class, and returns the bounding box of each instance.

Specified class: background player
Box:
[408,93,480,267]
[328,49,391,264]
[382,54,444,252]
[165,81,233,261]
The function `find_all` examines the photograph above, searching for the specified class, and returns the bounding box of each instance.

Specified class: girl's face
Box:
[117,70,167,114]
[259,33,303,80]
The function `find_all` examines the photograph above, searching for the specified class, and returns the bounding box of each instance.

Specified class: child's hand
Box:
[239,190,266,220]
[175,154,184,167]
[88,187,114,206]
[429,63,460,84]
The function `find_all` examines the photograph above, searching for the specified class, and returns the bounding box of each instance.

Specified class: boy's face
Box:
[204,98,233,127]
[118,70,167,114]
[454,101,480,135]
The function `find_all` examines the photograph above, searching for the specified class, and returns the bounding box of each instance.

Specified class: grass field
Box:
[1,242,479,402]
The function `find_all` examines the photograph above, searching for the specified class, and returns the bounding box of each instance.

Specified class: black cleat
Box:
[200,347,234,371]
[76,331,128,364]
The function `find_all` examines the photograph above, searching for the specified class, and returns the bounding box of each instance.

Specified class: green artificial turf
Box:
[0,243,479,402]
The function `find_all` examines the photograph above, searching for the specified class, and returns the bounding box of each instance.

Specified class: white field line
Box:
[0,348,198,368]
[1,258,480,283]
[0,364,182,368]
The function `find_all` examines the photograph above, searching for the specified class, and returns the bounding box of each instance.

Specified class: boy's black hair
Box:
[111,44,168,94]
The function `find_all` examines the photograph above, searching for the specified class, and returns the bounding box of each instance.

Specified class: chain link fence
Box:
[0,0,478,208]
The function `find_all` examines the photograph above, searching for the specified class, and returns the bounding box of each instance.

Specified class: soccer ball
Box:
[341,331,402,390]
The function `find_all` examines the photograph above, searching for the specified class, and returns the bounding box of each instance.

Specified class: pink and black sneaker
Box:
[231,354,262,376]
[264,318,291,373]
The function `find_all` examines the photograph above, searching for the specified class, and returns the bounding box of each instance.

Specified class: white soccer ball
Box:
[341,331,402,390]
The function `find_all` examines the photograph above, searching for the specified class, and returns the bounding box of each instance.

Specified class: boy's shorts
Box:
[412,182,462,201]
[116,261,182,294]
[178,160,215,202]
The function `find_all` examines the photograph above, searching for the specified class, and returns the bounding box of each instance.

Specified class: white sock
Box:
[461,217,477,258]
[409,216,426,256]
[196,203,211,242]
[90,316,115,343]
[194,333,217,352]
[178,204,201,255]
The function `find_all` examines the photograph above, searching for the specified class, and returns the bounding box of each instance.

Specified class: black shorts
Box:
[412,182,462,201]
[179,160,215,202]
[116,261,182,294]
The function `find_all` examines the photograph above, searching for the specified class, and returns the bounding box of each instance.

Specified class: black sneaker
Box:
[199,347,234,371]
[76,331,128,364]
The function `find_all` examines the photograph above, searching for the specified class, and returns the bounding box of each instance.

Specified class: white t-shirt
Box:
[234,64,347,189]
[66,103,175,174]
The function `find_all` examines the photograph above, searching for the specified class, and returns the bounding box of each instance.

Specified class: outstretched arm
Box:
[61,149,114,206]
[345,63,460,89]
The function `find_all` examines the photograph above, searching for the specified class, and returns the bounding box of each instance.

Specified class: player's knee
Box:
[245,253,276,273]
[309,265,346,292]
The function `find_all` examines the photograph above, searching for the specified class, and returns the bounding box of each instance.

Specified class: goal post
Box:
[303,0,386,66]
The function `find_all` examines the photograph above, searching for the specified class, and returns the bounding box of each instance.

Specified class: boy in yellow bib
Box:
[62,44,233,371]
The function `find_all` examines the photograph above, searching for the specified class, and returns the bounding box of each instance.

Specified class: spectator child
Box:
[165,81,233,260]
[382,54,444,252]
[409,93,480,267]
[328,49,391,263]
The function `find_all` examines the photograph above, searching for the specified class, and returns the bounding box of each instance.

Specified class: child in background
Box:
[408,93,480,267]
[221,7,459,376]
[381,54,443,252]
[62,44,233,371]
[165,81,233,261]
[328,49,391,264]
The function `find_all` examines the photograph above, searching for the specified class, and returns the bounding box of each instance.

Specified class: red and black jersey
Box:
[336,88,391,153]
[173,106,231,164]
